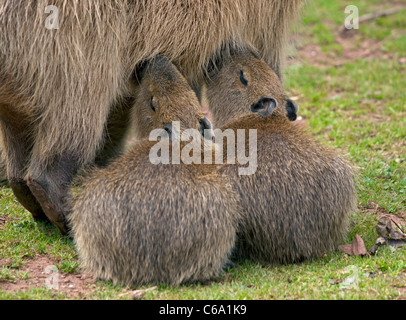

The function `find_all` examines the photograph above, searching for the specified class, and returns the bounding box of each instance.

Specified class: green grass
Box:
[285,57,406,214]
[1,0,405,300]
[141,246,406,300]
[0,188,76,264]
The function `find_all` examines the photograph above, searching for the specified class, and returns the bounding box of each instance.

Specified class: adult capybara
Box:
[68,56,241,286]
[205,49,357,265]
[0,1,304,234]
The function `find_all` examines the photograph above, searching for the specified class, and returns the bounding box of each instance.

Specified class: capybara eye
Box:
[240,70,248,86]
[150,96,156,112]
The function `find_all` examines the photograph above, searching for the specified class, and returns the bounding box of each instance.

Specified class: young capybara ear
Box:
[286,99,299,121]
[133,60,149,84]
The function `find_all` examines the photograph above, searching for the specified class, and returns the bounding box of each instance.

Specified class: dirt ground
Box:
[0,256,97,299]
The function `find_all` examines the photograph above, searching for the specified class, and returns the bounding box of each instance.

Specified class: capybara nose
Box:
[163,122,172,139]
[251,95,277,117]
[199,117,214,140]
[286,99,299,121]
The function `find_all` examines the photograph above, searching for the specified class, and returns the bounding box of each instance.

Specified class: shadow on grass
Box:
[0,179,9,188]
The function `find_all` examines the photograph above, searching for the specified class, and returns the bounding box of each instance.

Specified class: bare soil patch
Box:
[296,36,389,68]
[293,22,405,68]
[0,256,96,299]
[362,204,406,218]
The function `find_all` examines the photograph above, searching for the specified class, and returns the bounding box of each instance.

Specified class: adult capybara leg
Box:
[0,103,48,222]
[27,155,77,234]
[95,96,134,167]
[27,96,112,235]
[10,180,48,222]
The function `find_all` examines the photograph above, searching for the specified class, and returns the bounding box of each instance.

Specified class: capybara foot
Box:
[9,178,49,223]
[27,177,68,235]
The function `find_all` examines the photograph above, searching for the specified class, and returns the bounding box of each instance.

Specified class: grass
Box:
[0,0,405,300]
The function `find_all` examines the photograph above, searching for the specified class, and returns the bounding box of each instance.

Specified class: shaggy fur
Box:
[68,56,240,286]
[0,149,6,181]
[206,50,357,264]
[0,0,304,233]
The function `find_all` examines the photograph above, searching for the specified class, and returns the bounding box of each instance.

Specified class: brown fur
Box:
[0,142,6,180]
[131,58,209,141]
[68,56,240,286]
[205,50,291,128]
[206,51,357,264]
[0,150,6,181]
[0,0,304,234]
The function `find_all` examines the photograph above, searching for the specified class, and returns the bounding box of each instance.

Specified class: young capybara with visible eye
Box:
[205,49,357,265]
[68,56,240,287]
[0,0,304,235]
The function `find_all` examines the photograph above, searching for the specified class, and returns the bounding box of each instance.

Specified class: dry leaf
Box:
[387,240,406,248]
[352,234,367,256]
[118,286,158,300]
[364,215,406,255]
[338,244,353,255]
[376,215,406,249]
[367,237,387,255]
[338,234,367,256]
[377,216,406,240]
[131,286,158,300]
